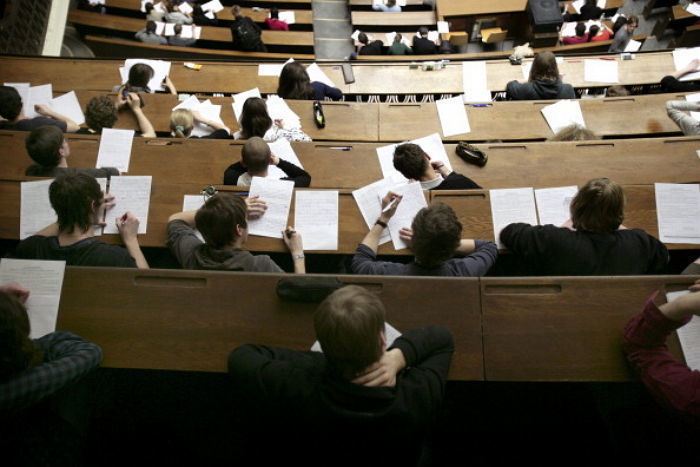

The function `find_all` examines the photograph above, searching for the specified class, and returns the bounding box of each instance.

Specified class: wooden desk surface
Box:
[437,0,527,17]
[68,9,315,46]
[56,267,484,379]
[350,11,436,26]
[565,0,623,14]
[480,275,695,381]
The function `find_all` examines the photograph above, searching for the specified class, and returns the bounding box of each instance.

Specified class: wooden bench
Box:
[351,11,437,27]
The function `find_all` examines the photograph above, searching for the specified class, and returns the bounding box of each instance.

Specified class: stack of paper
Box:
[201,0,224,13]
[247,177,295,238]
[96,128,135,173]
[672,47,700,81]
[352,178,397,245]
[267,140,304,179]
[122,59,172,92]
[654,183,700,244]
[490,188,538,248]
[173,96,226,137]
[667,290,700,370]
[306,63,337,88]
[376,133,452,182]
[436,96,471,137]
[232,87,262,121]
[584,59,619,83]
[540,100,586,134]
[48,91,85,126]
[258,58,294,77]
[180,25,202,40]
[0,259,66,339]
[686,2,700,17]
[266,95,301,130]
[103,176,153,235]
[294,190,339,250]
[462,61,492,103]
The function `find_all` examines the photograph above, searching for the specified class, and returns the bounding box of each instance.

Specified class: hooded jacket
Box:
[505,79,576,100]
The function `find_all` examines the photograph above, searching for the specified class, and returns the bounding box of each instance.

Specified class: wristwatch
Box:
[375,219,388,228]
[292,254,305,260]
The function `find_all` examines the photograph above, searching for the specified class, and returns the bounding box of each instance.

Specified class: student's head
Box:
[195,192,248,248]
[231,4,242,18]
[0,290,36,383]
[587,24,600,41]
[585,0,596,6]
[277,62,314,100]
[418,26,429,37]
[612,16,628,34]
[358,32,369,45]
[386,0,396,7]
[170,109,194,138]
[270,7,279,19]
[49,173,104,234]
[626,15,638,31]
[411,202,462,268]
[241,137,271,174]
[174,23,183,36]
[146,20,157,34]
[144,2,154,13]
[606,85,630,97]
[393,143,428,180]
[25,125,68,168]
[314,285,386,378]
[127,63,155,89]
[85,95,118,132]
[529,51,560,82]
[546,124,599,142]
[0,85,23,121]
[575,22,586,37]
[193,5,204,16]
[240,97,272,139]
[570,178,624,233]
[393,32,403,44]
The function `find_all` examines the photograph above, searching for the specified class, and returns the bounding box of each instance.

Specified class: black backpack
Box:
[232,18,260,51]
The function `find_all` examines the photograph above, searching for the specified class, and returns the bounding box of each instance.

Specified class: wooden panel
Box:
[437,0,528,17]
[351,11,436,26]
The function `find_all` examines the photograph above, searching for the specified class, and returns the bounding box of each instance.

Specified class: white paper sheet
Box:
[312,322,401,352]
[267,139,304,179]
[182,194,206,242]
[461,61,492,103]
[383,181,428,250]
[560,21,578,37]
[0,259,66,339]
[48,91,86,126]
[385,32,412,47]
[164,23,176,37]
[672,47,700,81]
[20,179,55,240]
[155,21,165,36]
[490,187,538,248]
[584,59,619,83]
[351,30,361,42]
[541,100,586,134]
[437,21,449,33]
[278,11,296,24]
[571,0,584,13]
[177,2,193,14]
[306,63,337,88]
[265,95,301,130]
[180,25,201,39]
[103,176,152,235]
[686,93,700,121]
[534,185,578,227]
[436,96,470,137]
[686,2,700,17]
[232,87,262,121]
[180,99,224,138]
[624,39,642,52]
[154,1,166,13]
[26,84,53,119]
[258,58,294,77]
[521,62,533,81]
[123,59,171,92]
[654,183,700,244]
[352,178,396,246]
[93,178,108,236]
[294,190,338,250]
[247,177,294,238]
[140,0,150,12]
[95,128,134,173]
[667,290,700,371]
[201,0,224,13]
[4,82,31,119]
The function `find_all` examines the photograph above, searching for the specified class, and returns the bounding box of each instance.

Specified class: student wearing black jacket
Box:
[223,137,310,187]
[393,143,480,190]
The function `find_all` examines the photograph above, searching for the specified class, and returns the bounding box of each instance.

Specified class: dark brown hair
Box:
[0,85,23,121]
[49,173,103,234]
[85,95,118,132]
[25,125,63,167]
[314,285,385,378]
[570,178,624,233]
[411,202,462,268]
[195,193,248,249]
[277,62,314,100]
[393,143,428,180]
[127,63,154,90]
[239,97,272,139]
[0,291,38,383]
[529,51,560,82]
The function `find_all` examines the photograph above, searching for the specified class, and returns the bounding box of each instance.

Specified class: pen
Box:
[328,146,352,151]
[382,198,398,213]
[470,104,490,107]
[285,228,296,238]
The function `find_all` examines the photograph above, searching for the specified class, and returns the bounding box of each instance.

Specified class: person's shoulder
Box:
[82,241,137,267]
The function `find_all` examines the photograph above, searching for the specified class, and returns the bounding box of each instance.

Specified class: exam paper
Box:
[490,188,538,248]
[584,59,619,83]
[687,2,700,17]
[232,87,262,121]
[0,259,66,339]
[306,63,336,88]
[96,128,134,173]
[383,181,428,251]
[103,176,152,235]
[667,290,700,371]
[540,100,586,134]
[571,0,584,13]
[180,25,202,40]
[164,23,176,37]
[436,96,470,137]
[183,194,206,242]
[654,183,700,244]
[686,93,700,120]
[123,59,171,92]
[534,185,578,227]
[312,322,401,352]
[352,178,396,245]
[49,91,86,126]
[415,30,439,42]
[247,177,294,238]
[624,39,642,52]
[4,82,31,119]
[462,61,492,103]
[267,139,304,179]
[179,98,225,137]
[177,2,193,14]
[26,84,53,119]
[258,58,294,77]
[437,21,449,33]
[278,11,296,25]
[672,47,700,81]
[294,190,338,250]
[266,95,301,130]
[521,62,533,81]
[155,21,165,36]
[20,179,55,240]
[201,0,224,13]
[385,32,411,47]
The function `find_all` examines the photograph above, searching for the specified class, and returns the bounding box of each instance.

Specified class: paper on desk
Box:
[96,128,134,173]
[534,185,578,227]
[48,91,85,126]
[294,190,338,250]
[560,22,577,37]
[312,322,401,352]
[571,0,584,13]
[490,187,538,249]
[352,178,397,246]
[437,21,449,33]
[182,194,206,242]
[666,290,700,371]
[4,82,31,119]
[201,0,224,13]
[247,177,294,238]
[123,59,171,92]
[232,87,262,121]
[654,183,700,244]
[266,95,301,130]
[521,62,533,81]
[267,139,303,179]
[153,1,167,12]
[103,176,152,235]
[25,84,53,119]
[462,61,492,103]
[382,181,428,251]
[584,58,619,83]
[414,30,439,42]
[20,179,55,240]
[306,63,337,88]
[687,2,700,17]
[436,95,470,137]
[624,39,642,52]
[155,21,165,36]
[351,30,361,42]
[0,259,66,339]
[164,23,176,37]
[177,2,193,14]
[672,47,700,81]
[278,11,296,24]
[180,25,202,39]
[258,58,294,77]
[541,100,586,134]
[686,93,700,120]
[187,99,225,137]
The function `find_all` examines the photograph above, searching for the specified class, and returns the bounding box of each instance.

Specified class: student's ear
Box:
[235,223,244,237]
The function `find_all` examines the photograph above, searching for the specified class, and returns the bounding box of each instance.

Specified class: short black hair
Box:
[25,125,64,168]
[418,26,429,37]
[358,32,369,45]
[270,7,279,19]
[49,173,103,234]
[575,22,586,36]
[146,20,157,34]
[0,86,23,121]
[127,63,155,90]
[393,143,428,180]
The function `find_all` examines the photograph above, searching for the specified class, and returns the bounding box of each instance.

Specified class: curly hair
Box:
[85,96,118,132]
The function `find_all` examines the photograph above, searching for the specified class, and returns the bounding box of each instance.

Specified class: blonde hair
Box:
[170,109,194,138]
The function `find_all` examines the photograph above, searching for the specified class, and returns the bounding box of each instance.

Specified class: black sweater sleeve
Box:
[278,159,311,187]
[223,162,246,185]
[436,172,481,190]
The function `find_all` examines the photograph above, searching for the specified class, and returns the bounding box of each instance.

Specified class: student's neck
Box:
[57,158,68,168]
[57,226,93,246]
[249,169,268,178]
[420,167,439,182]
[222,238,245,251]
[11,111,25,124]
